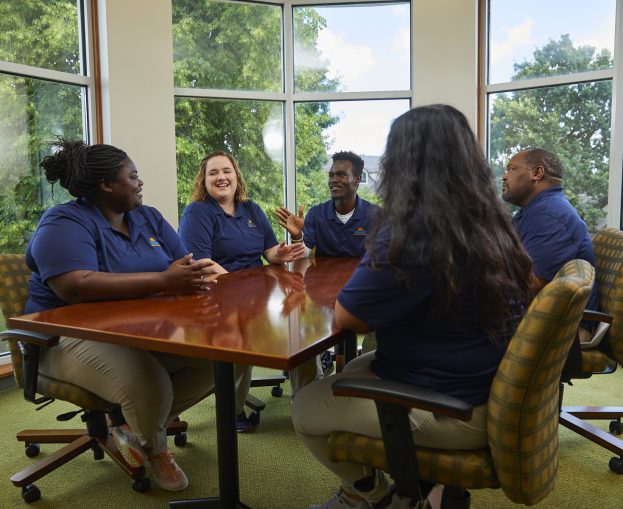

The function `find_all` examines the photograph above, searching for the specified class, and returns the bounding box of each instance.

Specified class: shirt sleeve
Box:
[520,213,579,281]
[178,203,215,260]
[337,250,432,330]
[28,213,100,283]
[302,206,317,250]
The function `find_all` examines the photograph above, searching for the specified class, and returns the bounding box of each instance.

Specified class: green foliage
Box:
[490,35,612,232]
[172,1,340,235]
[0,0,81,255]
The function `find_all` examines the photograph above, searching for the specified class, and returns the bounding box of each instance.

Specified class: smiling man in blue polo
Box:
[275,151,378,258]
[275,151,379,393]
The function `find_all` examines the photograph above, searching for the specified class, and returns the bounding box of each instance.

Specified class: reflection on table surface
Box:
[10,257,360,370]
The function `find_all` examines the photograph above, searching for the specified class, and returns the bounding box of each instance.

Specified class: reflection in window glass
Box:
[172,0,282,92]
[488,0,615,83]
[294,3,410,93]
[0,74,83,254]
[175,98,285,236]
[0,0,82,74]
[295,99,410,209]
[488,81,612,232]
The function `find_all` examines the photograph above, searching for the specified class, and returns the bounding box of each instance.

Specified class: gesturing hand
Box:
[276,241,305,262]
[275,205,305,238]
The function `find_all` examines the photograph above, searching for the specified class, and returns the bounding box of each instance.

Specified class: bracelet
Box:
[291,231,304,243]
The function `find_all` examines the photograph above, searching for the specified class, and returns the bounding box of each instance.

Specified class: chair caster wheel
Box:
[25,443,40,458]
[248,411,260,426]
[132,477,151,493]
[609,420,623,435]
[609,456,623,474]
[22,484,41,503]
[174,432,188,447]
[92,444,105,460]
[271,386,283,397]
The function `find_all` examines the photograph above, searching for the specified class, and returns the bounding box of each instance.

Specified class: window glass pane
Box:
[0,0,82,74]
[488,80,611,233]
[295,99,409,209]
[0,75,83,346]
[172,0,282,92]
[175,98,285,236]
[488,0,615,83]
[294,3,410,93]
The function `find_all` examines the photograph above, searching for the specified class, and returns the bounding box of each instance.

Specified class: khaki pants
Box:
[39,336,214,455]
[292,352,488,494]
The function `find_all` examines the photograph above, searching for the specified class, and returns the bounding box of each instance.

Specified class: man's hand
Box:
[275,205,305,239]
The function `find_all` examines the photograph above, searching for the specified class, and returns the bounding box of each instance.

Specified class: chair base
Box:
[244,374,287,426]
[560,406,623,473]
[11,417,188,489]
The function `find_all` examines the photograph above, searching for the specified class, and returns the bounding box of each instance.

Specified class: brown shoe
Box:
[148,451,189,491]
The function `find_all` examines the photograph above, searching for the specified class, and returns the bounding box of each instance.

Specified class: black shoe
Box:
[320,350,334,376]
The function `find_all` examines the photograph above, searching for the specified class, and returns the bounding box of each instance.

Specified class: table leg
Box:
[335,331,357,372]
[170,361,250,509]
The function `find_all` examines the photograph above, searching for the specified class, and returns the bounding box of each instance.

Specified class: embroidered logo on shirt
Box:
[354,226,366,236]
[148,236,161,247]
[247,219,257,228]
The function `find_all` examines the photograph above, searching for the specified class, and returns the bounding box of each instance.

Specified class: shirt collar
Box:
[204,196,244,218]
[76,197,146,231]
[523,185,563,212]
[326,195,363,220]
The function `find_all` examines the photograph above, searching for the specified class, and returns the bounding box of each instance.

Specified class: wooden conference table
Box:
[9,256,360,509]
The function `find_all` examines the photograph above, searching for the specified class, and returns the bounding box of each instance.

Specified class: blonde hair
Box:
[190,151,248,203]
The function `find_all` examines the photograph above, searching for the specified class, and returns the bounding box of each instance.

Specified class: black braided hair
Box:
[40,138,128,198]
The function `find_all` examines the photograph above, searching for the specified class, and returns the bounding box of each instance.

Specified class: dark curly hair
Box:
[40,138,129,198]
[332,151,364,178]
[369,104,533,341]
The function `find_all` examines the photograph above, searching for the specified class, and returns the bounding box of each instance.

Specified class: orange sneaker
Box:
[111,424,147,467]
[148,451,189,491]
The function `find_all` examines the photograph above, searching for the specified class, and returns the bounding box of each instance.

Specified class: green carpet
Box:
[1,367,622,508]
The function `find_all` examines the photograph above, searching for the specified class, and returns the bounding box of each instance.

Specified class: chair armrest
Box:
[0,329,59,404]
[331,378,473,421]
[582,310,612,324]
[579,311,612,350]
[0,329,59,347]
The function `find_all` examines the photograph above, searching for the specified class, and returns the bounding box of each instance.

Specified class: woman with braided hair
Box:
[25,139,218,491]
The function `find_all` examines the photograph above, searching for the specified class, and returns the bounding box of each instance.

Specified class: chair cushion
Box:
[593,228,623,365]
[327,431,498,489]
[487,259,593,505]
[39,375,118,413]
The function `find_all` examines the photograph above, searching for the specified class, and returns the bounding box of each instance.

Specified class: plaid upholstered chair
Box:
[0,254,187,503]
[559,227,623,475]
[326,258,594,508]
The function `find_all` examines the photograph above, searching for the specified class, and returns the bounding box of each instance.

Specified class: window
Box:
[0,0,95,355]
[172,0,411,234]
[484,0,618,233]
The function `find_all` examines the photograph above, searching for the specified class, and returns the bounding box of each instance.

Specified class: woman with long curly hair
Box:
[292,105,533,509]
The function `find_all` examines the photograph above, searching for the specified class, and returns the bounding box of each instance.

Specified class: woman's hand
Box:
[274,241,305,263]
[162,254,223,291]
[194,258,228,280]
[275,205,305,239]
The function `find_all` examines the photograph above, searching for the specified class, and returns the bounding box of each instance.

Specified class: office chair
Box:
[559,226,623,474]
[0,254,188,503]
[325,258,593,508]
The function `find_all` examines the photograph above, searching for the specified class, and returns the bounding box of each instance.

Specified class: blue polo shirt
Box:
[513,186,599,311]
[337,229,511,406]
[303,195,378,257]
[178,197,278,272]
[25,198,187,313]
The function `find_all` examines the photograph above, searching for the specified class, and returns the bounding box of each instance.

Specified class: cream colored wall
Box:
[97,0,179,226]
[412,0,478,129]
[94,0,479,223]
